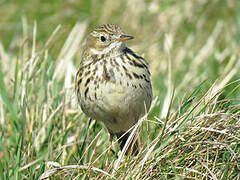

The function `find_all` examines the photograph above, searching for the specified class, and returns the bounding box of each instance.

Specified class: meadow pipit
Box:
[75,24,152,154]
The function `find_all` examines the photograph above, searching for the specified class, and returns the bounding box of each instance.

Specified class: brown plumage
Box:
[76,24,152,155]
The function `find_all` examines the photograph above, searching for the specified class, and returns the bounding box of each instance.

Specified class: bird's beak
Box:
[119,34,134,42]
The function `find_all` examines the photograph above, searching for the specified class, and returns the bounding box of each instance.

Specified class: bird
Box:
[75,24,152,155]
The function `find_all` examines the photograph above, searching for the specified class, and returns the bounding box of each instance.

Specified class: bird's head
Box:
[86,24,134,55]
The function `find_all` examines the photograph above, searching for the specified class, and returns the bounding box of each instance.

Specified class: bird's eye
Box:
[100,36,106,42]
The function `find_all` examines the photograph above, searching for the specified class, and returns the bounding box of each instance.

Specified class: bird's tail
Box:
[117,132,139,155]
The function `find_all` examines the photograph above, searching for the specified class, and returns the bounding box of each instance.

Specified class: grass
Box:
[0,0,240,179]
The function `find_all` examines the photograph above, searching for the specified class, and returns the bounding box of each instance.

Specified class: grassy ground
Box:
[0,0,240,179]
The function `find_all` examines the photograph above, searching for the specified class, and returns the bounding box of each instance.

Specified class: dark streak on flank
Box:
[141,74,151,83]
[108,68,116,83]
[100,54,104,59]
[132,72,140,79]
[84,87,89,98]
[84,70,91,76]
[146,69,150,75]
[91,54,98,61]
[82,63,92,71]
[77,67,83,73]
[125,72,132,79]
[114,59,119,67]
[122,65,127,72]
[144,78,150,83]
[76,70,83,78]
[120,55,125,63]
[93,65,98,75]
[87,65,91,70]
[103,65,111,81]
[85,78,90,86]
[78,78,82,86]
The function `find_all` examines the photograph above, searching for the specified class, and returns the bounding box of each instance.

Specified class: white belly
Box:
[79,80,151,133]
